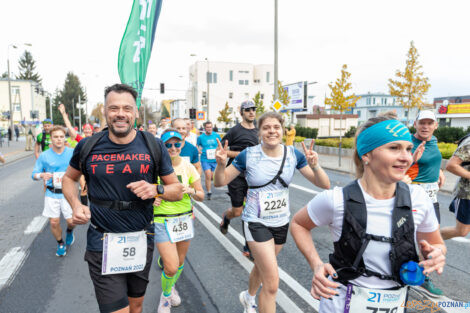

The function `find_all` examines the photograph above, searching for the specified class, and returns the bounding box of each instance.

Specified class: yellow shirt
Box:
[286,129,296,146]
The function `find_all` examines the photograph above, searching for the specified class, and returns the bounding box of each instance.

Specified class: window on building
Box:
[254,79,260,83]
[12,86,20,105]
[229,70,233,81]
[384,98,387,105]
[357,111,361,117]
[213,72,217,83]
[372,97,376,105]
[393,98,396,105]
[207,72,217,83]
[229,92,233,99]
[239,80,244,85]
[260,94,264,100]
[14,104,21,111]
[266,72,270,82]
[244,80,248,85]
[202,91,207,98]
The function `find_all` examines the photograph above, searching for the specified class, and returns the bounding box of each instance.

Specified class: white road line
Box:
[194,201,320,312]
[193,206,305,313]
[451,237,470,244]
[290,183,319,195]
[0,247,27,290]
[24,216,48,235]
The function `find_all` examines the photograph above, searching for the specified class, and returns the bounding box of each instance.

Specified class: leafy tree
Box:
[1,72,8,78]
[16,51,41,83]
[161,104,170,119]
[217,102,231,128]
[272,81,291,123]
[137,99,155,127]
[388,41,431,122]
[54,72,87,127]
[252,91,265,117]
[325,64,360,151]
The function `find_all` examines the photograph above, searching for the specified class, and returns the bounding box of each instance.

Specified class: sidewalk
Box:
[317,152,457,194]
[0,137,34,164]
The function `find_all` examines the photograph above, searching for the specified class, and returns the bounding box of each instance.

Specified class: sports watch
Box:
[155,184,165,196]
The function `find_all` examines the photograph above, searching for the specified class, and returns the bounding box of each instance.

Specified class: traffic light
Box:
[189,108,196,119]
[160,83,165,94]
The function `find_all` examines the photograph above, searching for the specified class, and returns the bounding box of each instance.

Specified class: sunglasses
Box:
[165,142,182,148]
[244,107,256,112]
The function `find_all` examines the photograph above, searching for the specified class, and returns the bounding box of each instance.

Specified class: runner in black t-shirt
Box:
[220,101,258,258]
[62,84,183,313]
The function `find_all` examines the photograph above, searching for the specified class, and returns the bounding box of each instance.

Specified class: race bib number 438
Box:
[102,230,147,275]
[165,214,194,243]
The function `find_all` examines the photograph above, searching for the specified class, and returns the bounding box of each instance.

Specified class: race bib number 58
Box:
[102,230,147,275]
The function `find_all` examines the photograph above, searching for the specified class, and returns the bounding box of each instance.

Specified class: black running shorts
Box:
[433,202,440,224]
[228,175,248,207]
[243,221,289,245]
[84,244,154,313]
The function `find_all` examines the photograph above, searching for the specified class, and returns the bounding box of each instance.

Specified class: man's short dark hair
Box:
[104,84,138,102]
[203,121,212,127]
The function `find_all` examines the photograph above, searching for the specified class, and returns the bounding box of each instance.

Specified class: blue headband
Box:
[357,120,412,158]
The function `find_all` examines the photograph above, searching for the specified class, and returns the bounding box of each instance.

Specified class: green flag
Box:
[118,0,162,108]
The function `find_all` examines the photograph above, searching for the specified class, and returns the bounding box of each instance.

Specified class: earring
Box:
[364,161,369,165]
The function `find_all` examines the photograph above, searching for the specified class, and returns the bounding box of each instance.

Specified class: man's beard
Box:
[108,118,133,138]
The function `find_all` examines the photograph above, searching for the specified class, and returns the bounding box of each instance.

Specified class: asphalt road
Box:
[0,155,469,312]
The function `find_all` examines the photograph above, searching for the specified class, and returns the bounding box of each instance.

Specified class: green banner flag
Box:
[118,0,162,108]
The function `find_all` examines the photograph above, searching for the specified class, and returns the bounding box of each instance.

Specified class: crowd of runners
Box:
[28,83,470,313]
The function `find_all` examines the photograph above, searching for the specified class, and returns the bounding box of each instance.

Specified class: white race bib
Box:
[419,182,439,203]
[53,172,65,189]
[165,214,194,243]
[258,189,289,219]
[101,230,147,275]
[206,148,216,160]
[343,284,407,313]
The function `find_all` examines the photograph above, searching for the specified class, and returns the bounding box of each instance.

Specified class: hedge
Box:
[295,126,318,139]
[283,136,306,143]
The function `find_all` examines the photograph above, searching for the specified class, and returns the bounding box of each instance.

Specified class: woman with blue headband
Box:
[154,128,204,313]
[291,112,446,313]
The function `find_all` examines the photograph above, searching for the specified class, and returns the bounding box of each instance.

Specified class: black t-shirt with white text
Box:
[69,131,174,251]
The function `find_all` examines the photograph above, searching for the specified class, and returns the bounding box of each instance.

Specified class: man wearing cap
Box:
[35,119,53,158]
[172,118,202,175]
[405,110,445,297]
[197,121,221,200]
[219,101,259,258]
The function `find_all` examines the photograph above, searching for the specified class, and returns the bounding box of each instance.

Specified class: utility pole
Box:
[78,95,82,132]
[206,58,210,122]
[274,0,279,100]
[7,53,14,139]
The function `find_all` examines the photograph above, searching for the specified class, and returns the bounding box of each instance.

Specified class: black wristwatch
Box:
[156,184,165,196]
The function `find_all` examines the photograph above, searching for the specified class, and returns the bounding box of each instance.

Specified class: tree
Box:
[1,72,8,78]
[272,81,291,123]
[16,51,41,83]
[252,91,265,117]
[325,64,360,164]
[54,72,87,127]
[90,102,105,126]
[388,41,431,122]
[217,102,231,128]
[137,98,155,127]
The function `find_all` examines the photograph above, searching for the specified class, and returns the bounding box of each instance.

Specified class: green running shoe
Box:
[419,277,443,298]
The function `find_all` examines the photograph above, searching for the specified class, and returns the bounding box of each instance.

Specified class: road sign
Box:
[272,100,283,112]
[196,111,205,121]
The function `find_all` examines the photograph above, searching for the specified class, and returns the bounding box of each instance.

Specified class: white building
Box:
[0,78,47,128]
[351,92,419,125]
[170,99,188,119]
[187,61,274,126]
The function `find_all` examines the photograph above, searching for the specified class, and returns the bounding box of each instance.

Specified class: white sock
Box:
[245,291,256,303]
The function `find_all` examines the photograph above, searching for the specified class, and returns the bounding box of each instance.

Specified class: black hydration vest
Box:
[329,180,419,286]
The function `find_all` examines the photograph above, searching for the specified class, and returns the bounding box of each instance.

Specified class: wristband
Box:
[35,173,42,180]
[311,164,320,171]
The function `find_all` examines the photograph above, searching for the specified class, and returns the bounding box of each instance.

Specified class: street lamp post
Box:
[274,0,279,100]
[7,43,32,140]
[205,57,210,122]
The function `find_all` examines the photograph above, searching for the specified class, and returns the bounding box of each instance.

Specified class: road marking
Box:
[290,183,319,195]
[24,216,48,235]
[193,205,305,313]
[0,247,27,290]
[194,201,320,312]
[451,237,470,244]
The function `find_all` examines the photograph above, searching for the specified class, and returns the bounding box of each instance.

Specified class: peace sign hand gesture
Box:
[302,140,319,169]
[216,138,228,165]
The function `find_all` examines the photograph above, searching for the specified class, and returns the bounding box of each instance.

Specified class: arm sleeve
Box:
[294,147,308,169]
[454,143,470,161]
[157,140,175,176]
[413,186,439,233]
[231,149,247,172]
[306,190,335,226]
[69,139,85,171]
[31,154,45,180]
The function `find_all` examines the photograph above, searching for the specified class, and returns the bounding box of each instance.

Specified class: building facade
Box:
[434,95,470,128]
[351,93,419,125]
[0,78,47,128]
[187,61,274,126]
[296,113,358,137]
[170,99,188,119]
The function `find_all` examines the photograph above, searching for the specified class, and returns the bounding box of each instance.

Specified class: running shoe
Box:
[219,213,230,235]
[157,256,164,270]
[207,192,212,200]
[170,287,181,306]
[56,243,67,257]
[158,293,172,313]
[242,244,254,261]
[239,290,257,313]
[419,277,443,297]
[65,230,75,246]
